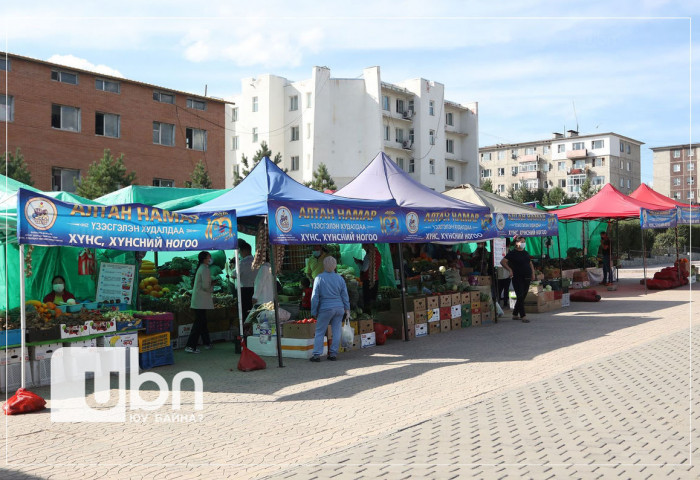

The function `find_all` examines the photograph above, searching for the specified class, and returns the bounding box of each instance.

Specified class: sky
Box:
[4,0,699,186]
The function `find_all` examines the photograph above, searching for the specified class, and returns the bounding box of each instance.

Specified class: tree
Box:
[304,163,337,192]
[480,179,493,193]
[1,147,33,186]
[233,141,284,186]
[507,180,545,204]
[577,178,598,202]
[184,160,213,189]
[76,149,136,199]
[543,186,566,206]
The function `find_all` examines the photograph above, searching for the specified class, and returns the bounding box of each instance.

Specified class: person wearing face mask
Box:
[186,251,214,353]
[43,275,76,305]
[305,245,328,281]
[501,236,535,323]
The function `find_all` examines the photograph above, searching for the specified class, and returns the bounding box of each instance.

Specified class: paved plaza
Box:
[1,271,698,479]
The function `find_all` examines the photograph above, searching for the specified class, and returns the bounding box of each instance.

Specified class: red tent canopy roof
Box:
[629,183,695,208]
[555,183,670,220]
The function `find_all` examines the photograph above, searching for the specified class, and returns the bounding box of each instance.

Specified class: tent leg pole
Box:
[491,239,498,323]
[268,241,284,368]
[642,230,648,294]
[616,219,620,283]
[19,244,26,389]
[557,229,563,276]
[234,249,244,342]
[398,245,410,341]
[675,226,680,282]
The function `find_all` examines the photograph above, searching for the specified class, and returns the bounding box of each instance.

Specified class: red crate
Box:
[135,312,174,334]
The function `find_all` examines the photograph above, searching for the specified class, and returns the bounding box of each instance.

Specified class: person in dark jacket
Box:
[501,236,535,323]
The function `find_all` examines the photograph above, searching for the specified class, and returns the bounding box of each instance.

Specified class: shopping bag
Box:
[237,339,267,372]
[341,316,354,348]
[3,388,46,415]
[495,302,504,317]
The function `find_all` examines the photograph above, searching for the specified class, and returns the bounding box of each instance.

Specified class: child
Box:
[299,277,313,318]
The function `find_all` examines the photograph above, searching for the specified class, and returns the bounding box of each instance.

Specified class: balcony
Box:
[519,154,539,162]
[382,109,413,123]
[518,170,542,180]
[566,149,588,159]
[567,167,589,175]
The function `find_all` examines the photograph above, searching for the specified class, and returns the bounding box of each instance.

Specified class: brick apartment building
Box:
[651,143,698,204]
[0,52,227,192]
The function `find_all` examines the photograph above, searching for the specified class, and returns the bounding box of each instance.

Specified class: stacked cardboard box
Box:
[524,284,563,313]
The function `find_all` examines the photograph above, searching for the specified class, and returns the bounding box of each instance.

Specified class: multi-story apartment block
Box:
[651,143,698,203]
[226,66,479,191]
[479,130,643,197]
[0,52,227,191]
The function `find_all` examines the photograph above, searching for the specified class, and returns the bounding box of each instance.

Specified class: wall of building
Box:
[1,54,226,191]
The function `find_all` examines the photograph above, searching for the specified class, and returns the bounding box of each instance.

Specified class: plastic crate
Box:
[138,332,171,353]
[139,346,174,370]
[135,313,174,334]
[0,329,23,347]
[1,361,33,392]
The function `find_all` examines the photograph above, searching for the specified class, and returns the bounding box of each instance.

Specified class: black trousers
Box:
[187,308,211,349]
[497,278,511,306]
[511,276,529,318]
[240,286,255,319]
[362,282,379,314]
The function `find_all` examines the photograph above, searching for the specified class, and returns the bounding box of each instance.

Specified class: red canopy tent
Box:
[629,183,696,209]
[555,184,668,220]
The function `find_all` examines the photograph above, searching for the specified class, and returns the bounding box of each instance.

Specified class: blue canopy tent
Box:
[179,157,399,367]
[335,152,495,340]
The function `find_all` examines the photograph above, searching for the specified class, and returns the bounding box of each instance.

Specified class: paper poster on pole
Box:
[96,263,136,304]
[493,237,507,267]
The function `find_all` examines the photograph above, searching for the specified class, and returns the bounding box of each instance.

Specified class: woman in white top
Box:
[186,251,214,353]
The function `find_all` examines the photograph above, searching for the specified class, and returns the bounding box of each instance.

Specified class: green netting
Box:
[96,185,225,206]
[340,243,395,287]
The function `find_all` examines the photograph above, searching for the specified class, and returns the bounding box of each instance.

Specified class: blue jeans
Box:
[602,255,612,283]
[313,308,343,356]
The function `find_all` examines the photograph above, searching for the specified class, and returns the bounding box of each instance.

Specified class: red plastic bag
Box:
[570,289,601,302]
[3,388,46,415]
[374,323,394,346]
[237,338,266,372]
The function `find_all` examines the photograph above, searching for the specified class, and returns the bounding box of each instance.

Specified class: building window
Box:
[152,121,175,146]
[526,179,539,190]
[688,191,695,200]
[627,179,631,188]
[408,100,415,114]
[498,151,506,160]
[557,144,565,153]
[252,127,258,143]
[627,144,631,154]
[525,147,536,155]
[232,108,238,122]
[187,98,207,111]
[688,148,695,157]
[592,140,604,149]
[52,167,80,192]
[594,158,605,167]
[446,139,454,153]
[572,142,585,150]
[620,142,625,152]
[396,128,404,143]
[446,112,454,126]
[481,169,491,178]
[186,128,207,151]
[592,176,605,186]
[382,95,390,111]
[396,99,405,114]
[429,130,435,145]
[291,126,300,141]
[153,91,174,104]
[408,158,415,173]
[674,192,681,200]
[673,164,681,172]
[429,159,435,174]
[559,179,566,188]
[429,101,435,116]
[619,178,624,187]
[674,178,681,186]
[556,161,565,171]
[306,123,311,139]
[396,157,404,170]
[306,92,312,108]
[482,152,491,161]
[446,166,454,181]
[620,160,624,169]
[688,162,695,171]
[153,178,174,187]
[409,128,414,144]
[511,166,518,176]
[519,162,539,173]
[384,125,390,141]
[232,136,239,151]
[498,184,505,193]
[291,156,300,171]
[51,69,78,85]
[0,57,9,71]
[290,95,299,111]
[95,112,120,138]
[51,104,81,132]
[568,174,587,194]
[95,78,120,93]
[543,145,550,154]
[252,97,258,112]
[0,95,14,122]
[687,177,695,185]
[626,161,631,171]
[572,159,585,170]
[497,167,505,176]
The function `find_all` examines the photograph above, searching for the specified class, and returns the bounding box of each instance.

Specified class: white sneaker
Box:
[204,344,213,350]
[185,347,201,354]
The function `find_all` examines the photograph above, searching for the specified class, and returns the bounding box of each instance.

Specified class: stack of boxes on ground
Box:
[517,268,569,313]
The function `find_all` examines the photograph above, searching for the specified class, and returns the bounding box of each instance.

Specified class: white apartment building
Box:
[479,131,643,197]
[226,66,479,191]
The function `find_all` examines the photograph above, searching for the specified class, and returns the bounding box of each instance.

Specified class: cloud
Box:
[46,54,124,78]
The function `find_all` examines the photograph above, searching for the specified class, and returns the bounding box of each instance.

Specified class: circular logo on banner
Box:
[275,206,293,233]
[495,213,506,231]
[24,197,58,231]
[406,212,419,234]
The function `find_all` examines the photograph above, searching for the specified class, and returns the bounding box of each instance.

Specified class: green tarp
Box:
[96,185,226,207]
